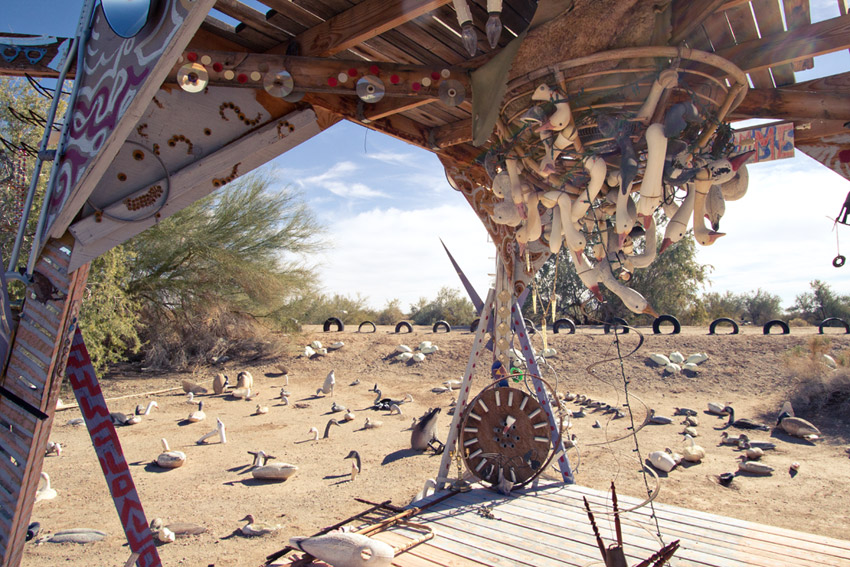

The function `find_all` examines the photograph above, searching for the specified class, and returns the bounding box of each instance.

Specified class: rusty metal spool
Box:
[459,378,560,488]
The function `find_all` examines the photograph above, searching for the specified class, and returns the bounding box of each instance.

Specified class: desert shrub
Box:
[786,368,850,418]
[410,287,475,325]
[788,317,809,327]
[139,298,285,371]
[375,299,405,325]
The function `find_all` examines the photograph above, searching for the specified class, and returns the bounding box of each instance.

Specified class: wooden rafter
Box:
[266,0,453,57]
[716,14,850,73]
[670,0,731,46]
[733,88,850,121]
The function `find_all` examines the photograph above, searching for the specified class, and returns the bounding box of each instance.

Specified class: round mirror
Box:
[101,0,156,39]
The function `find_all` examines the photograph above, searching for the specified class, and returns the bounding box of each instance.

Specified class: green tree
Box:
[629,231,710,324]
[127,174,324,368]
[700,290,746,321]
[740,288,783,325]
[522,249,597,324]
[375,298,405,325]
[301,292,376,325]
[789,280,850,323]
[409,287,475,325]
[78,246,142,372]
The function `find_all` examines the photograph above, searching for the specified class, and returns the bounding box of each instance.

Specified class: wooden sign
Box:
[66,327,161,567]
[731,121,795,163]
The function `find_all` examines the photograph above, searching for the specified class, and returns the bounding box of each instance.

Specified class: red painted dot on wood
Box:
[431,71,440,80]
[560,456,565,462]
[186,52,198,62]
[348,67,358,77]
[550,426,555,431]
[840,149,850,163]
[520,333,525,338]
[369,65,380,75]
[327,76,338,87]
[237,73,248,83]
[390,74,400,84]
[412,82,421,91]
[212,62,223,72]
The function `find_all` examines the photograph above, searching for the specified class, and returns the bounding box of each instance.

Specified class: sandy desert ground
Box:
[21,323,850,566]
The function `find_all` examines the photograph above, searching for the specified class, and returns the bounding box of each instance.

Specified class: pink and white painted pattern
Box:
[44,0,191,239]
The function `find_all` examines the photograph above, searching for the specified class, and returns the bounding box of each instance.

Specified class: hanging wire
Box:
[612,327,664,540]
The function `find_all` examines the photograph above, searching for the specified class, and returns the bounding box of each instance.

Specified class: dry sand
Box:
[23,324,850,566]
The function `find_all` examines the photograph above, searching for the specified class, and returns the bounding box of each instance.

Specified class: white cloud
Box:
[295,161,388,200]
[314,198,495,310]
[363,151,420,167]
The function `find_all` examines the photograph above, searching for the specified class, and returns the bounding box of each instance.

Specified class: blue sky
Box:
[6,0,850,312]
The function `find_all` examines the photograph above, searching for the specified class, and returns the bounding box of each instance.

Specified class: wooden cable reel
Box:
[459,377,560,488]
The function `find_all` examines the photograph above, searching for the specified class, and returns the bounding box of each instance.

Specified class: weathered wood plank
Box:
[782,0,813,71]
[751,0,795,85]
[500,489,833,567]
[267,0,452,57]
[734,88,850,120]
[562,484,850,553]
[716,14,850,73]
[214,0,290,41]
[670,0,731,45]
[0,34,74,79]
[725,3,775,87]
[701,11,736,51]
[789,70,850,91]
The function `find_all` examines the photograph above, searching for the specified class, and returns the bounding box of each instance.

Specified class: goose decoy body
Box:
[372,390,412,411]
[723,406,769,431]
[331,402,346,413]
[213,373,229,395]
[707,402,729,415]
[674,407,698,417]
[45,441,62,457]
[345,450,361,482]
[187,401,206,423]
[289,532,395,567]
[35,472,57,502]
[239,515,281,537]
[776,412,821,440]
[736,434,776,451]
[156,439,186,469]
[411,407,441,451]
[250,451,298,481]
[719,431,745,446]
[364,417,383,429]
[737,458,774,476]
[317,370,335,396]
[649,410,672,425]
[324,419,341,438]
[135,400,158,415]
[681,434,705,463]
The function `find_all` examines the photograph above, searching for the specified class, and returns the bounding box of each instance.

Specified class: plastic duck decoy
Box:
[290,532,395,567]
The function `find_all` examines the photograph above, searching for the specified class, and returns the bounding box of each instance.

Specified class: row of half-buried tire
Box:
[325,315,850,336]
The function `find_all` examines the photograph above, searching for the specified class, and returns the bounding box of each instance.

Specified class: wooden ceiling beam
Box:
[305,92,480,163]
[213,0,290,42]
[716,14,850,73]
[266,0,452,57]
[431,118,473,148]
[670,0,732,45]
[733,88,850,121]
[792,119,849,145]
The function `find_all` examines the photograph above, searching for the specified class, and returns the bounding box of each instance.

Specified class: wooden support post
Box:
[436,289,495,490]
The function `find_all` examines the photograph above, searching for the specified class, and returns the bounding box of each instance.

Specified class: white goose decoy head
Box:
[35,472,57,502]
[705,150,755,184]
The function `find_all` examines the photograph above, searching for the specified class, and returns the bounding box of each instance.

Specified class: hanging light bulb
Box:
[452,0,477,56]
[485,0,503,49]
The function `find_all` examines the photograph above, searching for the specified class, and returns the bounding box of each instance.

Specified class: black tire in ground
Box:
[357,320,376,333]
[322,317,344,332]
[395,321,413,333]
[818,317,850,334]
[432,320,451,333]
[709,317,739,335]
[652,314,681,335]
[553,318,576,334]
[603,317,629,334]
[763,320,790,335]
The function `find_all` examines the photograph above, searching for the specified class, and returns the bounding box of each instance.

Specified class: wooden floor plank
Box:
[562,484,850,553]
[401,485,850,567]
[423,497,747,567]
[471,489,829,567]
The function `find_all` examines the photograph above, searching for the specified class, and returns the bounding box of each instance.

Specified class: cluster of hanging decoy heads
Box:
[481,64,754,317]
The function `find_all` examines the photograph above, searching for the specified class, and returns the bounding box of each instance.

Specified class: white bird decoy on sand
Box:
[196,418,227,445]
[345,450,361,482]
[317,370,335,396]
[240,515,281,537]
[35,472,57,502]
[135,400,158,416]
[290,532,395,567]
[156,439,186,469]
[308,427,319,441]
[187,401,206,423]
[681,434,705,463]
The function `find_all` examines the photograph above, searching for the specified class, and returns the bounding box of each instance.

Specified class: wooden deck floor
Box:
[367,481,850,567]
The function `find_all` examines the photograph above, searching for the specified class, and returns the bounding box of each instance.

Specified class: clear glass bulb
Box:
[461,22,477,57]
[486,13,502,49]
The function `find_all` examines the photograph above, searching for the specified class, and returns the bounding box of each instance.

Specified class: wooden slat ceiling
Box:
[2,0,850,160]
